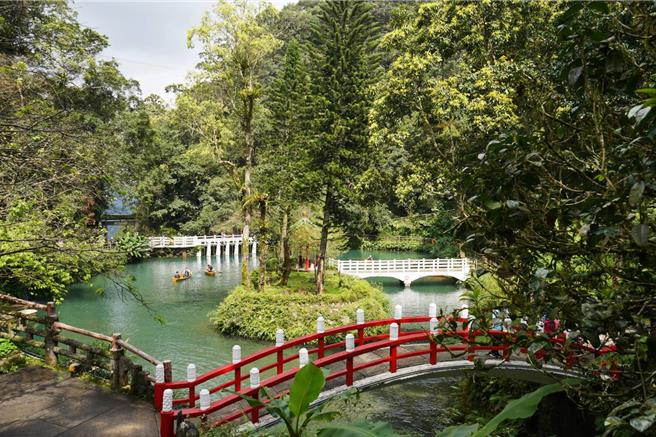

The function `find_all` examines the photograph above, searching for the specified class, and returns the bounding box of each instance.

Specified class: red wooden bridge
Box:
[154,308,616,437]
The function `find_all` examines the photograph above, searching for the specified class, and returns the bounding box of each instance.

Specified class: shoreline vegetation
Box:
[209,271,390,342]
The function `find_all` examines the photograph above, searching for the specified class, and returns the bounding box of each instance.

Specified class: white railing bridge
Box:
[148,235,256,258]
[331,258,471,286]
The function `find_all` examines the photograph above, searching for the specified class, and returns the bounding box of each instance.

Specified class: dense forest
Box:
[2,0,655,434]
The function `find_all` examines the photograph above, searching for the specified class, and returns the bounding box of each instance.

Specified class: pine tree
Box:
[309,0,380,293]
[263,38,314,285]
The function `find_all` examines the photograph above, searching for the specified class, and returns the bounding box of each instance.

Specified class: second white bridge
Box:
[332,258,471,287]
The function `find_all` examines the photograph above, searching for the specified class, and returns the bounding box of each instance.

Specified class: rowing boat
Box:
[172,273,192,282]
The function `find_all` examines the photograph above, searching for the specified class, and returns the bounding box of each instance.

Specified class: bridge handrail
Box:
[148,235,254,248]
[333,258,471,272]
[156,310,617,437]
[158,316,446,390]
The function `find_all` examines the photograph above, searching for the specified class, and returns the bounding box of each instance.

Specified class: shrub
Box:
[209,272,390,341]
[115,231,151,262]
[0,338,17,359]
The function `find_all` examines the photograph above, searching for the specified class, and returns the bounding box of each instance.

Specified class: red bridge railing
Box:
[154,307,615,437]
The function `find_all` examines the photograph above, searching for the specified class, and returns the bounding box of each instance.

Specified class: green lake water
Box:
[61,250,464,434]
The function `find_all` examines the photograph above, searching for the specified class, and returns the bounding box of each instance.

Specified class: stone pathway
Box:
[0,366,159,437]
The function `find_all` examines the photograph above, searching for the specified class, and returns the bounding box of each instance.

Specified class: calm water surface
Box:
[62,250,465,432]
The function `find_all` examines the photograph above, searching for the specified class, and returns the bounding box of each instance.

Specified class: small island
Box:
[210,271,389,341]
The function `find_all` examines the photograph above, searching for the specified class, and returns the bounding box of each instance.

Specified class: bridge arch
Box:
[359,273,464,286]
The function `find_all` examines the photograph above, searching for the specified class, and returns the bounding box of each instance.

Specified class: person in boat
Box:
[206,264,213,272]
[183,268,191,278]
[174,271,181,279]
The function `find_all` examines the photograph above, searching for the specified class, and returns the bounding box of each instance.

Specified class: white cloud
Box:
[71,0,297,101]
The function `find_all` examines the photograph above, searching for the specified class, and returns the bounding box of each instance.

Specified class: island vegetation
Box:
[2,0,656,435]
[210,271,389,341]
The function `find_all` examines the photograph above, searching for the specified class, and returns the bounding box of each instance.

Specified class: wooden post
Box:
[44,302,59,366]
[130,364,143,396]
[429,341,437,365]
[163,360,173,382]
[346,356,353,386]
[390,345,397,373]
[110,333,125,390]
[276,350,284,374]
[318,338,325,359]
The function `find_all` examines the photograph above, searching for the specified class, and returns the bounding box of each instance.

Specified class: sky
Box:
[71,1,296,102]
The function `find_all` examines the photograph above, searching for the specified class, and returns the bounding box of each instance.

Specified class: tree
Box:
[0,0,138,300]
[374,0,656,430]
[308,0,380,293]
[188,0,281,287]
[260,38,315,285]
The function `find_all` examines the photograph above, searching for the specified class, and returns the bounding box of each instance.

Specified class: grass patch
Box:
[209,272,390,341]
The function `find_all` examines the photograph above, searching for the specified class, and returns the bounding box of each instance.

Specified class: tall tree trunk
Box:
[280,208,291,286]
[258,198,268,289]
[279,206,287,260]
[315,188,331,294]
[241,96,254,288]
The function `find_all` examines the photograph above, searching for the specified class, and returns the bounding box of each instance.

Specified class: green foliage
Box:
[235,363,403,437]
[115,231,151,262]
[209,272,389,341]
[0,338,17,359]
[0,199,123,301]
[438,382,570,437]
[373,0,656,431]
[318,421,403,437]
[604,398,656,436]
[1,0,136,301]
[237,364,336,437]
[306,0,383,291]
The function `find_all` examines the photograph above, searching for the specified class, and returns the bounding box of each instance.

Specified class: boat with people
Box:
[205,264,217,276]
[172,269,192,282]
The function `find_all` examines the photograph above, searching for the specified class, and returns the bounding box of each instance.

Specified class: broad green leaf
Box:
[636,88,656,96]
[635,107,652,125]
[306,411,341,424]
[628,104,644,119]
[472,383,567,436]
[568,66,583,86]
[318,421,403,437]
[629,181,645,206]
[289,363,326,417]
[631,224,649,247]
[629,414,655,433]
[436,424,479,437]
[485,201,501,210]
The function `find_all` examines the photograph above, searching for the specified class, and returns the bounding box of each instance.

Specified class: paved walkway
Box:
[0,366,159,437]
